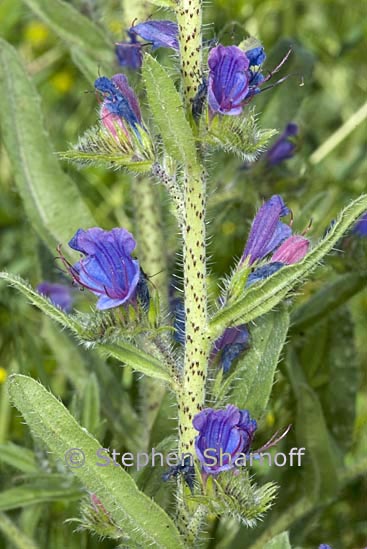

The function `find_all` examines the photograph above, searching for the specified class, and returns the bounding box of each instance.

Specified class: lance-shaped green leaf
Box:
[0,477,81,511]
[209,195,367,339]
[0,40,95,254]
[0,273,173,384]
[8,375,184,548]
[263,531,291,549]
[22,0,112,66]
[0,443,38,474]
[295,383,339,501]
[214,308,289,416]
[291,272,366,332]
[97,342,172,383]
[0,513,39,549]
[143,54,198,167]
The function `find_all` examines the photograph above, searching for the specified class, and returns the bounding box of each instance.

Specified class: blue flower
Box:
[352,211,367,236]
[172,298,249,372]
[245,46,266,67]
[266,123,299,166]
[36,282,73,312]
[241,195,291,265]
[319,545,333,549]
[208,45,250,116]
[246,262,284,287]
[115,31,143,70]
[129,20,179,50]
[63,227,140,310]
[94,74,143,140]
[193,405,257,475]
[211,325,250,373]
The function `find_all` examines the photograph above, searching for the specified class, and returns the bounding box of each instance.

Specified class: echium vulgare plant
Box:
[0,0,366,547]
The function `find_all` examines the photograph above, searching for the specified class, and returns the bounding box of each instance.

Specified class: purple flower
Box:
[211,325,250,373]
[36,282,73,312]
[241,195,291,265]
[94,74,143,140]
[208,45,250,116]
[172,298,249,372]
[115,31,143,70]
[266,123,299,166]
[193,405,257,475]
[129,20,179,51]
[319,545,333,549]
[271,235,309,264]
[352,211,367,236]
[62,227,140,310]
[245,46,266,67]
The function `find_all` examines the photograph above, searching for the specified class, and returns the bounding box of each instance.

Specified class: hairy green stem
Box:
[133,179,169,447]
[176,0,203,107]
[175,2,209,456]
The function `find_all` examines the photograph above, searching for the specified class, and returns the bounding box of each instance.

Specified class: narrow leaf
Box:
[291,272,366,332]
[263,531,291,549]
[0,443,38,474]
[23,0,112,65]
[8,375,184,548]
[143,55,198,167]
[81,374,101,437]
[0,512,39,549]
[210,195,367,338]
[0,273,173,383]
[0,481,81,511]
[216,308,289,416]
[0,39,95,253]
[98,342,172,383]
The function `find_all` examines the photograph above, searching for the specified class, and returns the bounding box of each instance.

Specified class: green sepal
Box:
[8,375,185,548]
[203,109,277,162]
[209,195,367,339]
[60,124,154,173]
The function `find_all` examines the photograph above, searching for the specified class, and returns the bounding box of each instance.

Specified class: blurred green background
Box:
[0,0,366,548]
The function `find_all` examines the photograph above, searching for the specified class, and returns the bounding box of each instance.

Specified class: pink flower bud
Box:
[271,235,309,264]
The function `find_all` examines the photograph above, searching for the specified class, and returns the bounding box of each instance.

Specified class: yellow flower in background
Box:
[265,410,275,428]
[221,221,236,236]
[24,21,49,48]
[50,70,74,94]
[0,367,8,385]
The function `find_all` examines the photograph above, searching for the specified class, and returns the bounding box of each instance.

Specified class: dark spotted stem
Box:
[176,0,210,455]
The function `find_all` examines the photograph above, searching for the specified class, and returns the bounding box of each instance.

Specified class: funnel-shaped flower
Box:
[115,31,143,70]
[129,20,179,50]
[208,45,250,116]
[65,227,140,310]
[193,405,257,474]
[241,195,291,265]
[95,74,143,140]
[37,282,73,312]
[266,123,299,166]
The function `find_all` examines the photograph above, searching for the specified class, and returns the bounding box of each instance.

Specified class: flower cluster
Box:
[116,20,179,70]
[59,227,148,311]
[241,195,310,285]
